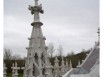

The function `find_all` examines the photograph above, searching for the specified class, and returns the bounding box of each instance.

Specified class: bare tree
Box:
[4,48,12,60]
[70,51,75,56]
[58,45,63,56]
[47,43,55,57]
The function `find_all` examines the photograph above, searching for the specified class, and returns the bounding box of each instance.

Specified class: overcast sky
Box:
[4,0,99,57]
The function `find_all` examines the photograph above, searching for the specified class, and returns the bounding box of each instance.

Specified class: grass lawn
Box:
[7,73,23,77]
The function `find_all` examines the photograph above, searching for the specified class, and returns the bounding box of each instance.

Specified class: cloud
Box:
[4,0,99,57]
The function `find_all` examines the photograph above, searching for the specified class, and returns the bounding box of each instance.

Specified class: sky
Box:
[4,0,99,57]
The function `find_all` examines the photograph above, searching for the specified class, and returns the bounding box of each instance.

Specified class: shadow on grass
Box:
[7,73,23,77]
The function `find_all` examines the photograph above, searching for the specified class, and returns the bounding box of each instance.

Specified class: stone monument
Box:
[25,0,50,77]
[24,0,71,77]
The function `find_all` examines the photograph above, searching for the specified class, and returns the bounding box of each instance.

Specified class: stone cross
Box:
[11,62,20,77]
[4,63,7,77]
[14,62,20,77]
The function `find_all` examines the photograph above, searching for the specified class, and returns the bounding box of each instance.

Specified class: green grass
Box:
[7,73,23,77]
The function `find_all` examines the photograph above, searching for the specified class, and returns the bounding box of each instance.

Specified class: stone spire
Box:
[26,0,48,77]
[54,56,60,77]
[61,56,65,75]
[44,57,53,77]
[54,56,59,66]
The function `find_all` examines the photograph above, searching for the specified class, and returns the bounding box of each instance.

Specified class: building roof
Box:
[81,44,99,72]
[62,42,99,77]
